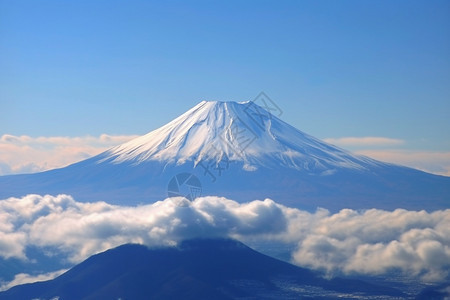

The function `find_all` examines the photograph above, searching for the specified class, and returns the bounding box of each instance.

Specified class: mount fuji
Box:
[1,101,449,211]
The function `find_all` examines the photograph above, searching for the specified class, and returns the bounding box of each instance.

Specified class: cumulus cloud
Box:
[0,194,449,287]
[0,194,287,263]
[290,208,450,282]
[0,134,137,175]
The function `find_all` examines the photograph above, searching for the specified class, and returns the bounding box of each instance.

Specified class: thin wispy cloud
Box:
[0,134,137,175]
[1,194,449,286]
[324,136,405,147]
[324,136,450,176]
[356,150,450,176]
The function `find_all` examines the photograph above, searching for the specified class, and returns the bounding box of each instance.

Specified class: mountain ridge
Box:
[0,238,405,300]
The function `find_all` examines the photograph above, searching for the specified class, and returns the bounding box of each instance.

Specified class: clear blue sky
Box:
[1,0,449,151]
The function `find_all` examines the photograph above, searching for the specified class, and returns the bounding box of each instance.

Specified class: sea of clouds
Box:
[0,194,449,290]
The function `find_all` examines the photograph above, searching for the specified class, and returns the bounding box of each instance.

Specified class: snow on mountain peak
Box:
[99,100,381,173]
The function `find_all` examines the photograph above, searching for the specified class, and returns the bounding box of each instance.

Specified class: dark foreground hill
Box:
[0,238,404,300]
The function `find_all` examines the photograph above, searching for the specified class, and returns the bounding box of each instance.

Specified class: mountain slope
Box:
[0,101,448,211]
[0,239,405,300]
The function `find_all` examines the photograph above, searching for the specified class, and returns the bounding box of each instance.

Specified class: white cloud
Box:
[290,208,450,282]
[0,231,27,260]
[0,194,288,263]
[0,134,138,175]
[0,194,449,287]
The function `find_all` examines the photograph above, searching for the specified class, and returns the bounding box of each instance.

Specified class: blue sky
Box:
[1,0,449,175]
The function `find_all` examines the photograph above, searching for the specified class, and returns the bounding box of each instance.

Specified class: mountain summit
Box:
[0,101,449,211]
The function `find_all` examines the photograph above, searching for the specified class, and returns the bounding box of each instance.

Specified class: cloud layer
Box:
[1,194,449,286]
[0,134,137,175]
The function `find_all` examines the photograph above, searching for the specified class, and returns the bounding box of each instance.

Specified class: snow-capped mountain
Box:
[0,101,449,211]
[100,100,380,173]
